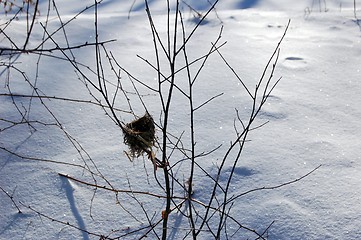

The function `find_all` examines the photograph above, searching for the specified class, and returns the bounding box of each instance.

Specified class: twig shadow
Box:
[168,202,188,240]
[60,176,89,240]
[354,18,361,32]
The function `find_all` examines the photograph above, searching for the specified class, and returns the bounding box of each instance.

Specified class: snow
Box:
[1,0,361,239]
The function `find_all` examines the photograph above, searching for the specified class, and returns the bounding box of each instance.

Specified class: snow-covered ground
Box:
[1,0,361,239]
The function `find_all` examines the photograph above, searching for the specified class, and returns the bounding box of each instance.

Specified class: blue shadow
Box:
[237,0,260,9]
[60,177,89,240]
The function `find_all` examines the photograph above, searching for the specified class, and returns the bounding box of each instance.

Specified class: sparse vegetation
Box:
[0,0,321,239]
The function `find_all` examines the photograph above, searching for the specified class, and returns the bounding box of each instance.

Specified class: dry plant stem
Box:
[179,13,197,238]
[1,146,93,170]
[194,165,322,239]
[0,185,22,213]
[51,0,77,62]
[192,20,290,237]
[2,0,154,238]
[19,201,110,239]
[227,164,322,204]
[214,20,290,239]
[58,173,186,200]
[38,22,123,133]
[0,1,109,53]
[136,40,227,99]
[192,198,266,239]
[0,39,116,54]
[0,93,130,113]
[179,11,225,239]
[23,0,39,49]
[7,1,121,139]
[144,0,224,237]
[144,0,175,238]
[1,0,322,238]
[175,0,219,55]
[163,3,178,238]
[2,0,117,196]
[354,0,361,31]
[125,176,161,239]
[144,0,266,238]
[355,0,357,19]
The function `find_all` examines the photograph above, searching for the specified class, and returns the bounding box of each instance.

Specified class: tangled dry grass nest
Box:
[122,112,156,158]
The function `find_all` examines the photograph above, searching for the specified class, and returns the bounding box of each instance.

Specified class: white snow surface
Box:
[1,0,361,239]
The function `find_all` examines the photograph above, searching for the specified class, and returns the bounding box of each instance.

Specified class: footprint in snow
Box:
[259,95,287,120]
[259,110,287,120]
[224,166,258,178]
[282,56,308,69]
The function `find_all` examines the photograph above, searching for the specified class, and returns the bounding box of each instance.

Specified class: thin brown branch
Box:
[0,185,22,213]
[58,173,185,200]
[226,165,322,204]
[0,93,131,113]
[19,201,109,239]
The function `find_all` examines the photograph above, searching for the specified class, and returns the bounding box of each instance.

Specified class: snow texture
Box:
[1,0,361,239]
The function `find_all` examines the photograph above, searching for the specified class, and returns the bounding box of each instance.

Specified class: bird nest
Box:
[122,113,156,158]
